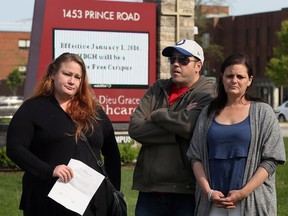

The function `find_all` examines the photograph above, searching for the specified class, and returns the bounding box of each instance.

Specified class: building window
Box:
[18,65,27,73]
[18,66,27,76]
[256,28,260,46]
[18,39,30,49]
[267,26,271,45]
[202,33,210,48]
[245,29,249,46]
[256,56,260,75]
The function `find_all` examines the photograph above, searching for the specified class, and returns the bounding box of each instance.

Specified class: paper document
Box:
[48,158,105,215]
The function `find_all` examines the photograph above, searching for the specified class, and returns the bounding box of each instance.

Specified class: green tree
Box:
[194,0,226,75]
[6,69,25,95]
[266,20,288,87]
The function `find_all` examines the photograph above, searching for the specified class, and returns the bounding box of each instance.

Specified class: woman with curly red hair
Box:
[7,53,121,216]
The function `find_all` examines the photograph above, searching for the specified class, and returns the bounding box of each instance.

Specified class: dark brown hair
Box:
[208,53,263,116]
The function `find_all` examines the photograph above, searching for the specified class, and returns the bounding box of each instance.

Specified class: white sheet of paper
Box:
[48,158,105,215]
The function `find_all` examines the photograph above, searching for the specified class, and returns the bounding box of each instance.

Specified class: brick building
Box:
[203,8,288,107]
[198,4,229,18]
[0,31,30,95]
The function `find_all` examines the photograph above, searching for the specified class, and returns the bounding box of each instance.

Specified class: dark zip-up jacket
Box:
[129,75,216,194]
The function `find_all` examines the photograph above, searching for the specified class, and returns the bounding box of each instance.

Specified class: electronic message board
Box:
[25,0,156,123]
[54,29,149,88]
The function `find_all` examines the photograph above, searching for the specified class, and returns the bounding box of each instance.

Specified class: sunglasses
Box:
[168,56,198,66]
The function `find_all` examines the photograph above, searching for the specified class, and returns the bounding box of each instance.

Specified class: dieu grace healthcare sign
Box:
[25,0,156,123]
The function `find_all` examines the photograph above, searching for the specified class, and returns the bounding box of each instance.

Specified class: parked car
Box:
[275,100,288,122]
[0,96,24,119]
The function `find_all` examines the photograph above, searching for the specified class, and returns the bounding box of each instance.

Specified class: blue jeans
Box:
[135,192,195,216]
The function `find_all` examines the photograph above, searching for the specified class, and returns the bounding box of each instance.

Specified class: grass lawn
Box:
[1,140,287,216]
[275,138,288,216]
[0,171,23,216]
[0,167,137,216]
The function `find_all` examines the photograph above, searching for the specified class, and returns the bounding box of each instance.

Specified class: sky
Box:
[0,0,288,32]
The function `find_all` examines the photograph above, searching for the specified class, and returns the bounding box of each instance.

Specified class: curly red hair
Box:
[31,53,101,140]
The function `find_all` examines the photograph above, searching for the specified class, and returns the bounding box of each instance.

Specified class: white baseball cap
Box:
[162,39,205,64]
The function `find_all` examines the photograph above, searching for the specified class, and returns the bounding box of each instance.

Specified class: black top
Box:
[6,96,121,216]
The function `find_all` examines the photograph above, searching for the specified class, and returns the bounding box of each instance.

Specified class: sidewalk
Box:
[280,122,288,137]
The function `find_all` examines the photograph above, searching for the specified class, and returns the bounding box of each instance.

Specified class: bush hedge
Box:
[0,147,18,169]
[118,142,140,164]
[0,142,140,169]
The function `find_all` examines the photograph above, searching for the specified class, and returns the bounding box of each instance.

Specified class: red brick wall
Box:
[0,31,30,95]
[200,5,229,16]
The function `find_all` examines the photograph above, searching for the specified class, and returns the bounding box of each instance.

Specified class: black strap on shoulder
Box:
[80,131,108,178]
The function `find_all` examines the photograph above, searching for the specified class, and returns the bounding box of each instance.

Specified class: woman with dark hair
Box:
[6,53,121,216]
[187,53,286,215]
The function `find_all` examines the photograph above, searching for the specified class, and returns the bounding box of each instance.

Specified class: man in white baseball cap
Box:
[129,39,215,216]
[162,39,205,64]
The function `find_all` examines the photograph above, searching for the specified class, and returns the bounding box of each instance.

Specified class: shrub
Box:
[0,147,18,169]
[0,142,141,169]
[118,142,140,164]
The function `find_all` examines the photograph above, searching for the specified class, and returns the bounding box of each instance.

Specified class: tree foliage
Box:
[6,68,25,95]
[266,20,288,87]
[194,0,226,73]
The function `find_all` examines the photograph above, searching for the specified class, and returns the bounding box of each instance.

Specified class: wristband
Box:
[208,189,214,201]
